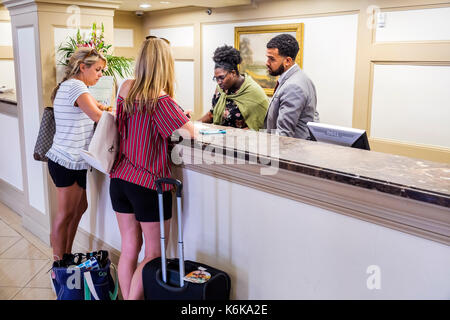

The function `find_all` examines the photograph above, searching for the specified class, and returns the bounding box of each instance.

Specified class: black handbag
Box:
[33,107,55,161]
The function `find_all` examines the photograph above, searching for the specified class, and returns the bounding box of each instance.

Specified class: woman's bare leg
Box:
[127,219,171,300]
[50,183,84,260]
[115,212,143,300]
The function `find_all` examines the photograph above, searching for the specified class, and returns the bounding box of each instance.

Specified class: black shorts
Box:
[48,159,87,189]
[109,178,172,222]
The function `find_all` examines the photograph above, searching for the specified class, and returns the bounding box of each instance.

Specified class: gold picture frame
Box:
[234,23,304,96]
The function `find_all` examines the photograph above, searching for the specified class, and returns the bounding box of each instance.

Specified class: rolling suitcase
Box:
[143,178,231,300]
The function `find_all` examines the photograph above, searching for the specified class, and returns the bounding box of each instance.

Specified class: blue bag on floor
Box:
[51,251,118,300]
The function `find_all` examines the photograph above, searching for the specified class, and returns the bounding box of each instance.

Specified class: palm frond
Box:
[56,23,134,83]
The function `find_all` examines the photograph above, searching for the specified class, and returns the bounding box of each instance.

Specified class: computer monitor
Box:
[307,122,370,150]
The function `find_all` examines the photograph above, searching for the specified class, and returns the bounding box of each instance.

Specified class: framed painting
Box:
[234,23,304,96]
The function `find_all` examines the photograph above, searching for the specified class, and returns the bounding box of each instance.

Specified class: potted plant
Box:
[57,22,133,82]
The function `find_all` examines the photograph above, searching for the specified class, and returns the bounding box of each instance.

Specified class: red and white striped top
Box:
[110,95,189,191]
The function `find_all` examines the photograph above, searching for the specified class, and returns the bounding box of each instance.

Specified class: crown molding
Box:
[3,0,122,10]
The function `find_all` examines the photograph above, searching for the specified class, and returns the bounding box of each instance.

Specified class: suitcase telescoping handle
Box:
[155,178,185,287]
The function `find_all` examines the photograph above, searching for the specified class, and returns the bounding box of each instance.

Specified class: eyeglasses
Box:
[145,35,170,44]
[212,72,229,83]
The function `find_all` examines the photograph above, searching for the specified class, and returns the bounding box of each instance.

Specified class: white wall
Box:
[149,26,194,47]
[376,7,450,42]
[0,60,16,90]
[371,64,450,149]
[0,113,23,190]
[0,21,13,46]
[113,28,133,47]
[174,61,194,111]
[0,21,15,90]
[53,27,91,83]
[17,27,46,214]
[80,171,122,250]
[180,169,450,299]
[149,26,195,111]
[202,14,359,127]
[84,166,450,299]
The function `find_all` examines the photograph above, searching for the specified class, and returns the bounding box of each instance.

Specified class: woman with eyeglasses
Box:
[198,45,269,130]
[47,48,107,263]
[109,37,196,300]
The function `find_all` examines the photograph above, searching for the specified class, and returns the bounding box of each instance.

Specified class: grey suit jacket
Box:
[264,64,319,139]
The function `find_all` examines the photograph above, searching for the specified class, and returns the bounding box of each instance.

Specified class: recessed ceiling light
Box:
[160,1,170,4]
[139,3,152,9]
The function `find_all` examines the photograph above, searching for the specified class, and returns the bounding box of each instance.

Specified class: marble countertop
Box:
[178,123,450,208]
[0,91,17,105]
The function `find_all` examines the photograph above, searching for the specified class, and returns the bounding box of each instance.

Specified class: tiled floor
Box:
[0,202,56,300]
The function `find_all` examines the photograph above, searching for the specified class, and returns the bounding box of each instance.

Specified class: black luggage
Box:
[143,178,231,300]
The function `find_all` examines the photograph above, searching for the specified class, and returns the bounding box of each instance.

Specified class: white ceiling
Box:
[118,0,252,12]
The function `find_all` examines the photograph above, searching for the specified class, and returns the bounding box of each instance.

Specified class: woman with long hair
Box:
[109,37,196,300]
[47,47,107,262]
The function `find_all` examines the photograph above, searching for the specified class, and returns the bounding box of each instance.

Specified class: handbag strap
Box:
[84,271,99,300]
[83,263,119,300]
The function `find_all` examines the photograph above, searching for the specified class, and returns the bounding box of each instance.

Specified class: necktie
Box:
[273,80,279,94]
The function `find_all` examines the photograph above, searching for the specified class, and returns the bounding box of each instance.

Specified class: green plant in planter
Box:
[57,22,133,81]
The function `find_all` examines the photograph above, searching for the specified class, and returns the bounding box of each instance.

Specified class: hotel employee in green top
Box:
[199,45,269,130]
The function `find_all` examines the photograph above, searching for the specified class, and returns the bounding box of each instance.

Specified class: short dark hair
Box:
[266,34,299,60]
[213,45,242,74]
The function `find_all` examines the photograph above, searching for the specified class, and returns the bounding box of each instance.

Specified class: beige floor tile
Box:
[12,287,56,300]
[0,286,22,300]
[0,258,49,287]
[26,260,53,289]
[6,224,53,258]
[0,237,22,255]
[0,203,21,226]
[0,220,21,237]
[0,238,49,260]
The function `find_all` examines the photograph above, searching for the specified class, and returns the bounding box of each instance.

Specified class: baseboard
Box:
[0,178,25,217]
[22,213,51,246]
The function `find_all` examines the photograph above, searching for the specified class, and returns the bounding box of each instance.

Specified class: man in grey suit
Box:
[264,34,319,139]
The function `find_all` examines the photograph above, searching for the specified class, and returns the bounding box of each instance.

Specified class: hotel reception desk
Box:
[79,123,450,299]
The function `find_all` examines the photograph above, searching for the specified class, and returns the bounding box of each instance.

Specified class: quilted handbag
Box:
[33,107,55,161]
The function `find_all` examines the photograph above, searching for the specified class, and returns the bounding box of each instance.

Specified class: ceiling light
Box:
[160,1,170,4]
[139,3,152,9]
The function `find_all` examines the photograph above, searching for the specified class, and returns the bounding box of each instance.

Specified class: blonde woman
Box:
[109,37,196,300]
[47,48,107,262]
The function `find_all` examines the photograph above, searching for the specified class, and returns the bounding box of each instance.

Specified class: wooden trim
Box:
[0,100,17,116]
[193,22,203,120]
[22,213,50,246]
[172,46,194,60]
[0,178,25,217]
[352,4,373,131]
[0,46,14,59]
[182,163,450,245]
[369,138,450,164]
[355,1,450,162]
[371,42,450,62]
